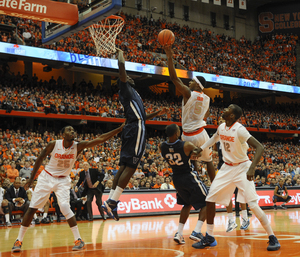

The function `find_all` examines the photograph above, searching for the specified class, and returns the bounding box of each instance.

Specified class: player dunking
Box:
[164,46,215,182]
[12,124,124,252]
[160,124,208,244]
[102,48,165,221]
[192,104,280,251]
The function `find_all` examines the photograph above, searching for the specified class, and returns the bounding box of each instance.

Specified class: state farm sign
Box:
[92,188,300,216]
[0,0,78,25]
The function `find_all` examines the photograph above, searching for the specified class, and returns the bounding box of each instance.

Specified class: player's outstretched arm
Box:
[183,141,200,158]
[146,108,167,120]
[77,123,125,153]
[246,136,264,181]
[25,141,56,189]
[164,46,191,100]
[200,132,219,151]
[116,47,127,83]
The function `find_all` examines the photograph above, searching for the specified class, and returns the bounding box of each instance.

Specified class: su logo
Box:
[258,12,274,33]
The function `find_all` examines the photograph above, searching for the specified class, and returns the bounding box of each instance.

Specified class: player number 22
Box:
[57,160,70,168]
[165,153,184,166]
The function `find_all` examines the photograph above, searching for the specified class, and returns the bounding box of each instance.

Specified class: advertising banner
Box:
[0,0,78,25]
[92,188,300,216]
[258,2,300,35]
[1,42,299,95]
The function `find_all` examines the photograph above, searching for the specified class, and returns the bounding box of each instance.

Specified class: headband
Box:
[193,76,204,90]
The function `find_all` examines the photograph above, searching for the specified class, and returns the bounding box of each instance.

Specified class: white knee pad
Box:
[59,203,74,220]
[248,201,264,220]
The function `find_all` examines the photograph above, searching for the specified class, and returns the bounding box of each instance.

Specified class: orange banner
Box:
[0,0,78,25]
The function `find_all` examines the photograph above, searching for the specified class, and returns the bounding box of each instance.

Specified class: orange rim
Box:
[86,15,124,29]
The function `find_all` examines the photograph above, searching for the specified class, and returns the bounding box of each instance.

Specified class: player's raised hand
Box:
[163,45,173,57]
[158,107,167,116]
[116,47,125,64]
[115,47,123,53]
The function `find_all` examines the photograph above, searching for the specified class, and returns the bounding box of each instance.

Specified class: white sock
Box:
[241,210,248,220]
[177,223,184,235]
[5,214,10,222]
[194,220,204,233]
[17,226,28,242]
[33,214,37,219]
[281,202,286,206]
[43,213,48,218]
[70,225,81,240]
[111,186,123,202]
[108,189,115,199]
[207,224,214,236]
[228,212,234,222]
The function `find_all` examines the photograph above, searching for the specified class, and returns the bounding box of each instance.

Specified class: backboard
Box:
[42,0,122,44]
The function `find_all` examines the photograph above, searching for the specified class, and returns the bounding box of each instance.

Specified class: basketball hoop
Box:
[88,15,124,56]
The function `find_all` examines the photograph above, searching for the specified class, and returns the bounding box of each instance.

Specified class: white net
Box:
[89,15,124,56]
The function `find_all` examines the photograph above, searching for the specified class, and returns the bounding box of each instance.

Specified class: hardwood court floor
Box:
[1,208,300,257]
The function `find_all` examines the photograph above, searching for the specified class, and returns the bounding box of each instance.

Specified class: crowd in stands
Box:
[1,71,300,131]
[0,12,298,86]
[0,31,17,44]
[0,15,42,46]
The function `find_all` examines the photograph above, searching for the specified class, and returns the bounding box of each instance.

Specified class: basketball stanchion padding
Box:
[88,15,125,56]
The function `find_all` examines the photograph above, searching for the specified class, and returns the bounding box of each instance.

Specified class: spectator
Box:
[105,179,113,190]
[19,161,32,179]
[134,168,145,179]
[0,180,10,226]
[257,176,268,187]
[152,178,162,189]
[70,181,87,221]
[5,177,29,226]
[269,178,278,187]
[132,180,140,190]
[75,162,106,221]
[294,178,300,186]
[160,177,175,190]
[7,163,19,182]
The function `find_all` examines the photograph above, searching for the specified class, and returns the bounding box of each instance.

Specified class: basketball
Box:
[158,29,175,46]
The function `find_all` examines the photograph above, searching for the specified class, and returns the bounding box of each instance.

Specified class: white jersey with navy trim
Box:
[45,140,78,177]
[182,91,210,132]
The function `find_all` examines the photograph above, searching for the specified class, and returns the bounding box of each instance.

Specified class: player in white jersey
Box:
[164,46,215,181]
[12,124,124,252]
[192,104,280,251]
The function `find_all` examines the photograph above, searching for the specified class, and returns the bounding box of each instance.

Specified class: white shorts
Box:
[205,161,258,206]
[182,129,212,162]
[30,170,71,209]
